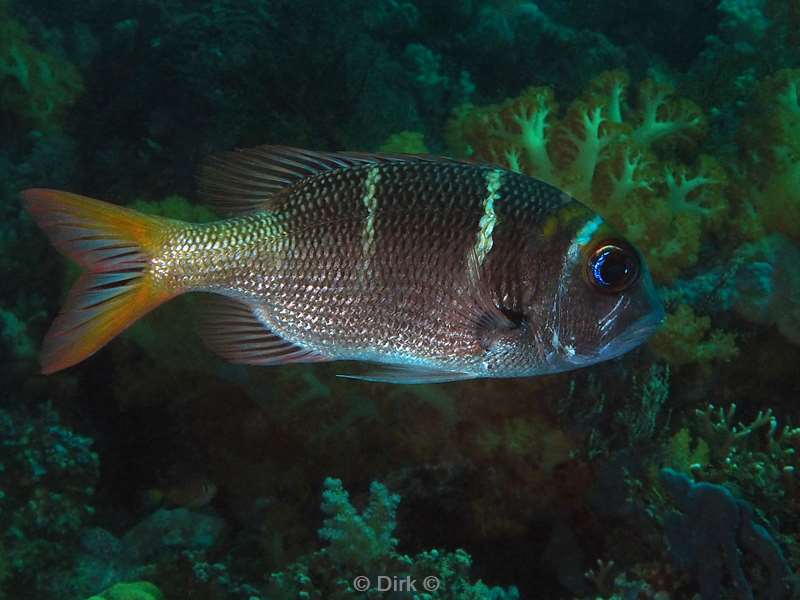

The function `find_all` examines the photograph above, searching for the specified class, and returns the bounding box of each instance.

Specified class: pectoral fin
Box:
[453,246,527,353]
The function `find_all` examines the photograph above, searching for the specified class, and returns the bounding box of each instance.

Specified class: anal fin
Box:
[200,295,327,366]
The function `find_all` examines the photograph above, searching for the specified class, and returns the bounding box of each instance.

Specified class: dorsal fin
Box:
[198,145,422,215]
[197,145,486,215]
[199,294,328,365]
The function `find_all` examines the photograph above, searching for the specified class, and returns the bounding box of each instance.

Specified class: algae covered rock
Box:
[121,508,226,563]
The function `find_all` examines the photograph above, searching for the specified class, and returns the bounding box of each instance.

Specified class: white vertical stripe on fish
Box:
[360,166,382,264]
[566,214,604,264]
[472,169,505,267]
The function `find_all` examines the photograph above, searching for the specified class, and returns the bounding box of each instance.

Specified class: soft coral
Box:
[633,79,706,147]
[446,70,719,283]
[508,89,557,183]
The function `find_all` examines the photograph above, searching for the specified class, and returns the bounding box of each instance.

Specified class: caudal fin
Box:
[22,189,179,374]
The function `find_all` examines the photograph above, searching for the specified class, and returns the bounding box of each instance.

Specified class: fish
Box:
[142,475,218,510]
[22,146,664,384]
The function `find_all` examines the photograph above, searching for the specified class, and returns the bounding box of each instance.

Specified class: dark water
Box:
[1,1,799,598]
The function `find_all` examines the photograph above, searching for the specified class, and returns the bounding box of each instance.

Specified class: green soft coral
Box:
[378,130,429,154]
[649,303,738,366]
[664,426,710,474]
[319,478,400,571]
[446,70,718,282]
[86,582,164,600]
[269,478,520,599]
[0,2,83,128]
[632,79,705,146]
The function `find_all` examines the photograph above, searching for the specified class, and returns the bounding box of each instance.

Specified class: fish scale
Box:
[201,162,569,365]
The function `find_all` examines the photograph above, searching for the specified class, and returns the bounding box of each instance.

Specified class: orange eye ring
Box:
[586,240,640,293]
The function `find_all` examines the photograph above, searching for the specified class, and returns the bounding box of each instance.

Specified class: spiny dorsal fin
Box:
[198,145,418,215]
[200,294,327,365]
[197,145,484,215]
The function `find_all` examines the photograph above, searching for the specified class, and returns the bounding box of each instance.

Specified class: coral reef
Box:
[378,130,430,154]
[267,477,520,599]
[687,404,800,520]
[446,70,718,283]
[121,508,227,563]
[735,69,800,245]
[649,303,738,366]
[0,403,99,598]
[642,403,800,597]
[1,0,799,599]
[663,233,800,348]
[660,468,790,600]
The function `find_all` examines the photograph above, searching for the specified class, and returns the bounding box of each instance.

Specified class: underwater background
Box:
[1,0,799,598]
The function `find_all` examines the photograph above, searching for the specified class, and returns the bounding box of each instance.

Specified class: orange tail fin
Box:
[22,189,179,374]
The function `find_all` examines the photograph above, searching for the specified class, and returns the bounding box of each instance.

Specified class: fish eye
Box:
[586,241,640,293]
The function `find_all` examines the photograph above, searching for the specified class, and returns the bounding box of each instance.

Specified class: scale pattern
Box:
[155,161,574,370]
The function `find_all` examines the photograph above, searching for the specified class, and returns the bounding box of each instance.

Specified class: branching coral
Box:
[623,364,671,446]
[689,404,800,513]
[664,426,710,475]
[695,403,775,466]
[582,558,672,600]
[268,478,520,599]
[446,70,719,282]
[659,403,800,575]
[318,478,400,571]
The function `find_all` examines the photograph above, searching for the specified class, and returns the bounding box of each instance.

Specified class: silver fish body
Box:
[158,147,663,382]
[23,146,664,382]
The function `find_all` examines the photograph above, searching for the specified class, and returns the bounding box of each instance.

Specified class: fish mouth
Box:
[542,307,666,372]
[597,307,665,359]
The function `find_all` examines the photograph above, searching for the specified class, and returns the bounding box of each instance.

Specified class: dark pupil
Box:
[593,247,632,288]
